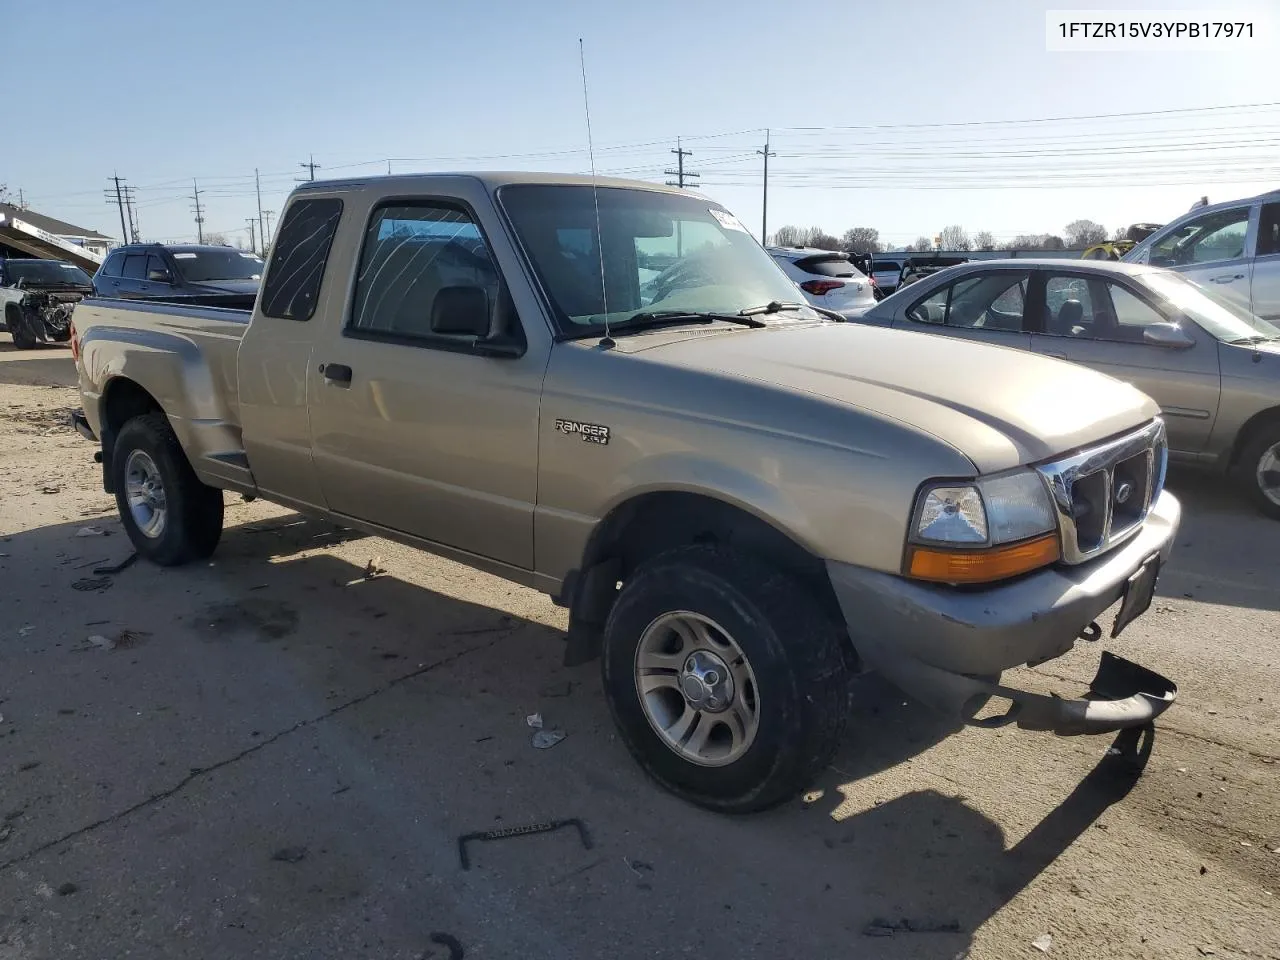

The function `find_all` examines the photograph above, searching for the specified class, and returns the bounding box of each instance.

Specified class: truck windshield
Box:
[499,184,819,334]
[2,260,92,286]
[170,250,265,282]
[1143,270,1280,342]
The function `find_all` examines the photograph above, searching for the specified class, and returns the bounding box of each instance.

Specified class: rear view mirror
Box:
[1142,321,1194,348]
[431,285,491,337]
[147,269,171,283]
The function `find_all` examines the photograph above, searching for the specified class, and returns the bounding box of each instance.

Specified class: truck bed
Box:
[73,297,253,492]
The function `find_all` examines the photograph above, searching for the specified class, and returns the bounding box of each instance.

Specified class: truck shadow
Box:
[0,337,77,387]
[0,511,1155,957]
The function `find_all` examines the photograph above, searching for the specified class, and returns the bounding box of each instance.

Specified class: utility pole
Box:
[298,154,320,181]
[255,168,265,255]
[124,185,139,242]
[262,210,275,245]
[757,129,776,245]
[664,139,699,189]
[107,174,129,243]
[245,219,257,254]
[16,188,24,209]
[190,179,205,244]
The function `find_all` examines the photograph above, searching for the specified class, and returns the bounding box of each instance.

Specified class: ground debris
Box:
[92,553,137,576]
[861,917,962,937]
[270,846,308,864]
[427,931,465,959]
[56,882,78,896]
[363,557,387,579]
[532,730,566,749]
[75,526,109,538]
[88,634,116,651]
[72,576,113,593]
[1032,933,1053,953]
[526,713,543,729]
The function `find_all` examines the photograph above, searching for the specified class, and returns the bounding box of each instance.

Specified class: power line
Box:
[255,168,265,257]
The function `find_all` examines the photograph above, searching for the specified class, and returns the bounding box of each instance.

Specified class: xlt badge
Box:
[555,419,610,445]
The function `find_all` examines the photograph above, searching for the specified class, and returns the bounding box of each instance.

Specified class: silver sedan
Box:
[848,258,1280,517]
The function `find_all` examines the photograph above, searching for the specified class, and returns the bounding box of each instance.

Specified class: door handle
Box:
[320,362,352,385]
[1209,274,1245,283]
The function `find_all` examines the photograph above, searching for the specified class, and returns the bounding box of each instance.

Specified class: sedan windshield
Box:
[1143,271,1280,341]
[499,185,819,334]
[171,249,265,282]
[2,260,92,286]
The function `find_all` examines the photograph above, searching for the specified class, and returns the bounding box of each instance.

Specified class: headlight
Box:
[907,471,1060,583]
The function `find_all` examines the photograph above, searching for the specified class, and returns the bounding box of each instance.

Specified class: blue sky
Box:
[5,0,1276,249]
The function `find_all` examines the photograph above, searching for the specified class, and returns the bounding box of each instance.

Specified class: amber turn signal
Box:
[907,533,1061,584]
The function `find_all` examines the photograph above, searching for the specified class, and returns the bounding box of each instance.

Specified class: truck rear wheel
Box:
[111,413,224,565]
[601,545,850,813]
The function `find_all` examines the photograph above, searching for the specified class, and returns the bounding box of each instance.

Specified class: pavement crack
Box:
[0,630,512,873]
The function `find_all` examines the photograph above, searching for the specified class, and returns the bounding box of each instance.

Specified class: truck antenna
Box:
[578,38,613,348]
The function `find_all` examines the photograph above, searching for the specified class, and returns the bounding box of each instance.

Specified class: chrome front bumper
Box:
[827,490,1181,736]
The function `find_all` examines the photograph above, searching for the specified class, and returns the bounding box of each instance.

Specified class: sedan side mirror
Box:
[147,269,172,283]
[1142,321,1195,349]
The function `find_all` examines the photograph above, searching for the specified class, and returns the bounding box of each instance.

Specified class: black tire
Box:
[5,307,37,350]
[601,545,851,813]
[1238,421,1280,520]
[112,412,224,565]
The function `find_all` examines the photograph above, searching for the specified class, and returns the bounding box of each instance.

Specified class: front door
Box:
[1027,270,1221,454]
[306,199,548,569]
[1250,201,1280,323]
[1149,203,1256,314]
[891,268,1033,350]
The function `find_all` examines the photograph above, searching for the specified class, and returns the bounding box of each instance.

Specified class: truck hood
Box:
[639,322,1159,473]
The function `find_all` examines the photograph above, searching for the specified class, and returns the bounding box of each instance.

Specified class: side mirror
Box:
[431,285,491,337]
[147,269,171,283]
[1142,321,1195,349]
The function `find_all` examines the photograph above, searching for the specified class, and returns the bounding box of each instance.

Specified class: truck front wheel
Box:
[602,545,851,813]
[111,413,224,565]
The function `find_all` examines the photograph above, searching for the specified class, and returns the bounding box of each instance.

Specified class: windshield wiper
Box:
[560,310,766,342]
[738,300,809,317]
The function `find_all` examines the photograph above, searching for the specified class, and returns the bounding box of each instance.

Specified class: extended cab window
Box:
[906,272,1028,330]
[348,202,500,340]
[1150,207,1250,267]
[260,197,343,321]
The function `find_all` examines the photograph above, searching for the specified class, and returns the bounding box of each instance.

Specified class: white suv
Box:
[767,246,877,317]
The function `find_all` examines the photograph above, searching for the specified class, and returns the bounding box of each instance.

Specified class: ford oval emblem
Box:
[1114,481,1133,505]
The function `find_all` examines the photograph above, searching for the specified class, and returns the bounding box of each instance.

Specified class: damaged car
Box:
[0,258,94,349]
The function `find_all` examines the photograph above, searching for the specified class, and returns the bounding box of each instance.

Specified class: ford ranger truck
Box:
[70,173,1180,813]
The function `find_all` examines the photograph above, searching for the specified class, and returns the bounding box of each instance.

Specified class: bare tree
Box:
[1113,225,1129,241]
[204,232,230,246]
[972,230,996,251]
[799,227,841,250]
[1041,235,1066,250]
[906,236,934,252]
[1064,219,1108,248]
[772,225,802,246]
[840,227,881,255]
[938,225,971,251]
[0,183,9,203]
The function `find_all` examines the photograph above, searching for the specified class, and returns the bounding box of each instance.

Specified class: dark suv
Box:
[93,244,265,306]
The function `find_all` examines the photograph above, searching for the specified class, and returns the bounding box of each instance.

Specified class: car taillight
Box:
[800,279,845,295]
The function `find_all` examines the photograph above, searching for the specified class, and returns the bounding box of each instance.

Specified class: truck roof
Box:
[292,171,706,198]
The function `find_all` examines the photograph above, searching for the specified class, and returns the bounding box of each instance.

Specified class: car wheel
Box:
[5,306,37,350]
[112,412,224,565]
[1239,422,1280,520]
[601,545,851,813]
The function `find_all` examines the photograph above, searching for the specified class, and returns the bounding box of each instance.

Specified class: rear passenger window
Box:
[260,198,343,321]
[100,253,123,278]
[121,254,147,280]
[348,202,500,341]
[1258,203,1280,257]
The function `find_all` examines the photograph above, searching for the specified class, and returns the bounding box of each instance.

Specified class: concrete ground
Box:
[1,338,1277,960]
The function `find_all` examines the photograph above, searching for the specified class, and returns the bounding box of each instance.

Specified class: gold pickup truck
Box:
[69,173,1180,813]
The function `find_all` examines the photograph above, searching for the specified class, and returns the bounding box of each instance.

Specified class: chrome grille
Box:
[1034,419,1167,564]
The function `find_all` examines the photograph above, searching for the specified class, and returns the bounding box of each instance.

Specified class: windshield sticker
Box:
[709,208,747,232]
[172,253,198,259]
[239,253,261,260]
